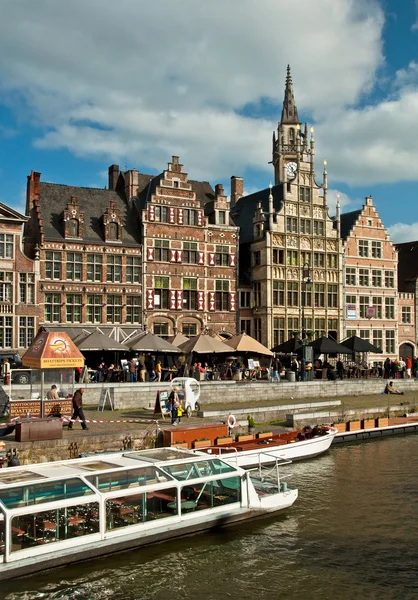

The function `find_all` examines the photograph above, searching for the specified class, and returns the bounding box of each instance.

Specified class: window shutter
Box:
[169,207,175,224]
[198,252,205,265]
[176,290,183,310]
[177,250,183,263]
[177,208,184,224]
[197,291,204,311]
[229,254,236,267]
[208,253,215,266]
[170,290,177,310]
[197,210,204,226]
[208,292,216,311]
[147,247,154,261]
[169,249,177,262]
[148,205,155,222]
[229,292,236,312]
[146,289,154,310]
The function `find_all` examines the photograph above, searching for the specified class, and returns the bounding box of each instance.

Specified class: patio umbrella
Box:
[340,335,383,354]
[166,333,190,346]
[271,338,302,354]
[129,331,181,353]
[224,332,273,356]
[76,330,129,351]
[308,336,352,355]
[179,333,232,354]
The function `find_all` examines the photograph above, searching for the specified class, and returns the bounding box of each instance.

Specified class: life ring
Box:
[227,414,237,429]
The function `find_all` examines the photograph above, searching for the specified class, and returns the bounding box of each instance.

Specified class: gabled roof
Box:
[395,241,418,292]
[230,184,284,244]
[0,202,28,223]
[340,209,362,241]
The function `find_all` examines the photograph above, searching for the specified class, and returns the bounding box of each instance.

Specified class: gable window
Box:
[218,211,226,225]
[66,252,82,281]
[359,240,369,257]
[155,206,169,223]
[216,245,229,266]
[345,267,356,286]
[0,234,13,258]
[67,219,79,237]
[45,251,61,280]
[87,254,102,282]
[154,276,169,309]
[183,209,196,225]
[155,240,170,262]
[371,241,382,258]
[108,222,118,241]
[106,255,122,283]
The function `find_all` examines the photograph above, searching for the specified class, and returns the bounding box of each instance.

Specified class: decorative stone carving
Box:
[287,236,297,248]
[314,239,324,250]
[326,240,336,251]
[286,203,297,216]
[313,207,323,219]
[301,205,310,216]
[272,234,284,246]
[300,237,311,249]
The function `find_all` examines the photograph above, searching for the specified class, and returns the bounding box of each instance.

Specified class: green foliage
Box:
[247,414,256,428]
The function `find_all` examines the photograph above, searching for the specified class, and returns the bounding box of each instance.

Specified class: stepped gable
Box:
[38,182,141,244]
[230,184,284,244]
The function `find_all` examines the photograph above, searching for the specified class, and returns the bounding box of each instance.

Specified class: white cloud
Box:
[327,189,359,215]
[387,222,418,243]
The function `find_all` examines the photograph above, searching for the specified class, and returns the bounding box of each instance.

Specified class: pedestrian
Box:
[147,355,156,382]
[128,358,137,383]
[1,358,10,385]
[155,360,162,382]
[168,387,180,425]
[46,384,59,400]
[137,354,146,382]
[270,357,280,383]
[406,356,412,379]
[68,387,89,430]
[383,357,391,379]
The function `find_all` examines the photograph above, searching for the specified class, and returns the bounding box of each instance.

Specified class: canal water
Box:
[3,435,418,600]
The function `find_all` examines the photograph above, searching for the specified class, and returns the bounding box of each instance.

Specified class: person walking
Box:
[68,387,88,430]
[137,354,146,382]
[128,358,137,383]
[155,360,162,382]
[1,358,10,385]
[270,356,280,383]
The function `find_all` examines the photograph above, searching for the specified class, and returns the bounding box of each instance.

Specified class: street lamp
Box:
[301,263,312,381]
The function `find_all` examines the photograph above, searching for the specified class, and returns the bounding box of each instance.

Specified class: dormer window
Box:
[173,180,179,188]
[67,219,79,238]
[108,222,118,241]
[218,211,226,225]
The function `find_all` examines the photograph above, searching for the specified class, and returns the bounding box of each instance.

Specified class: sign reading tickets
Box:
[22,331,85,369]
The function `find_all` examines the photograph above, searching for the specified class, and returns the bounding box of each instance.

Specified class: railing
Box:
[247,453,294,494]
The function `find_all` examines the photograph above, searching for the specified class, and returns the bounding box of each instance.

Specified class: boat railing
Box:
[246,453,294,495]
[192,446,240,465]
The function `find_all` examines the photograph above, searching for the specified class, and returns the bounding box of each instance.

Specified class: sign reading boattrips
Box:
[22,331,85,369]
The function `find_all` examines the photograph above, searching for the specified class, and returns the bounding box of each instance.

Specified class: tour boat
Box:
[200,426,338,469]
[0,447,297,581]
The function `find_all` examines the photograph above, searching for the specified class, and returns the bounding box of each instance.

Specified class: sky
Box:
[1,0,418,241]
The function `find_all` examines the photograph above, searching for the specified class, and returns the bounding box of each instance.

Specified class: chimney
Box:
[230,176,244,207]
[26,170,41,215]
[108,164,119,191]
[124,169,140,202]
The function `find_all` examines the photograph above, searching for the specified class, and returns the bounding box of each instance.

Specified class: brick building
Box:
[0,203,41,350]
[394,242,418,359]
[341,196,399,363]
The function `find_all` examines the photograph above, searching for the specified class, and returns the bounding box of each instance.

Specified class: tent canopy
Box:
[271,338,302,354]
[308,336,352,355]
[225,332,273,356]
[340,335,383,354]
[166,333,190,346]
[179,333,232,354]
[129,331,181,353]
[76,330,129,351]
[23,331,85,369]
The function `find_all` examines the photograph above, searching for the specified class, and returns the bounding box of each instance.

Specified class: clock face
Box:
[286,162,297,177]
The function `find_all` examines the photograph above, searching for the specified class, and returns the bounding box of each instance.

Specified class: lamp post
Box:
[301,263,312,381]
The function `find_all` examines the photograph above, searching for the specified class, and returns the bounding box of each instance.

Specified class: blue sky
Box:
[1,0,418,241]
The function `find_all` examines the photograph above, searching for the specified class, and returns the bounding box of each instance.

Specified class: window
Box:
[216,245,229,266]
[107,255,122,282]
[328,318,338,332]
[402,306,412,324]
[372,297,382,319]
[272,249,284,264]
[385,271,394,288]
[299,187,310,202]
[45,293,61,322]
[372,270,382,287]
[359,269,369,286]
[0,272,12,302]
[215,280,229,311]
[183,242,197,264]
[346,268,356,286]
[367,219,372,226]
[253,251,261,266]
[288,317,299,337]
[327,254,337,269]
[154,322,169,337]
[126,296,140,323]
[373,330,383,350]
[155,206,169,223]
[359,240,369,257]
[359,296,369,318]
[218,211,226,225]
[66,252,82,281]
[313,253,324,268]
[108,222,118,240]
[346,329,356,338]
[359,329,370,342]
[346,294,356,304]
[314,318,325,338]
[327,284,338,308]
[154,277,169,309]
[286,217,297,233]
[303,283,312,307]
[45,251,61,279]
[183,323,197,336]
[241,319,252,335]
[313,221,324,236]
[240,291,251,308]
[314,284,325,307]
[287,282,299,306]
[107,295,122,323]
[385,297,395,320]
[173,180,179,188]
[0,316,12,347]
[300,219,311,234]
[286,251,298,265]
[254,318,262,342]
[87,295,102,323]
[183,278,197,310]
[253,282,261,307]
[19,317,34,348]
[126,256,140,283]
[273,281,285,306]
[273,317,285,347]
[155,240,170,262]
[300,252,311,266]
[67,219,79,237]
[385,330,395,354]
[87,254,102,282]
[183,209,196,225]
[371,241,382,258]
[66,294,82,323]
[0,234,13,258]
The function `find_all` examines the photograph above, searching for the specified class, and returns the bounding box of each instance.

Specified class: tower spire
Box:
[281,65,299,124]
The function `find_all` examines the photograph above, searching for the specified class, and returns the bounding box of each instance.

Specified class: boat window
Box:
[85,466,166,493]
[125,449,194,462]
[105,487,178,531]
[10,502,99,553]
[179,477,241,512]
[0,478,94,509]
[161,459,236,481]
[0,511,4,556]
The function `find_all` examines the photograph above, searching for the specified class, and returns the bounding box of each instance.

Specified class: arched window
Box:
[289,128,295,145]
[67,219,79,237]
[108,222,118,240]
